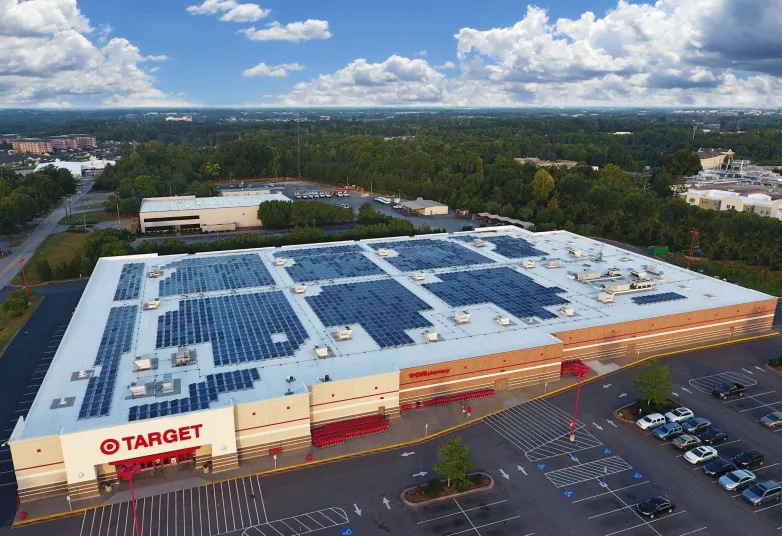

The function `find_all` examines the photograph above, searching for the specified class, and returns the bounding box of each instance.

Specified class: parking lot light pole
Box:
[18,259,30,304]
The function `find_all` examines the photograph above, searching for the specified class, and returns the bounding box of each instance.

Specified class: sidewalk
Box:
[13,330,780,524]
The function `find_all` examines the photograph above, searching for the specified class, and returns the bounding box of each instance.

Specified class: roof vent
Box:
[424,331,439,342]
[598,292,615,303]
[275,257,287,266]
[606,268,622,277]
[134,357,152,371]
[49,396,75,409]
[293,283,307,294]
[148,267,162,278]
[619,257,631,262]
[454,311,471,324]
[704,293,717,299]
[129,383,146,398]
[473,238,486,247]
[522,259,535,269]
[314,345,330,358]
[631,279,653,290]
[496,315,511,326]
[630,269,647,279]
[678,284,690,290]
[560,306,575,317]
[337,326,353,341]
[175,349,191,366]
[319,374,331,382]
[286,375,296,383]
[544,258,561,269]
[646,265,664,276]
[143,299,160,311]
[58,398,69,406]
[377,248,390,257]
[567,248,582,258]
[412,272,426,281]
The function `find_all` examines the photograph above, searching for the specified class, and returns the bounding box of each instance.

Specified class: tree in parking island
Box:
[633,359,674,410]
[432,436,478,491]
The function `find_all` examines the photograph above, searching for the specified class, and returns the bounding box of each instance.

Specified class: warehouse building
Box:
[399,197,449,216]
[139,193,291,233]
[9,228,776,503]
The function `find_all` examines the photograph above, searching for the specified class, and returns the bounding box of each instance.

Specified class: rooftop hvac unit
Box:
[275,257,287,266]
[129,383,146,397]
[454,311,470,324]
[293,283,307,294]
[606,268,622,277]
[560,306,575,317]
[424,331,439,342]
[631,279,653,290]
[314,345,329,358]
[57,398,69,407]
[598,292,615,303]
[143,299,160,310]
[134,357,152,371]
[544,258,561,269]
[630,269,647,279]
[148,267,162,278]
[496,315,511,326]
[603,281,631,293]
[285,375,295,383]
[377,248,390,257]
[412,272,425,281]
[175,349,191,366]
[77,370,89,379]
[567,248,582,258]
[522,259,535,269]
[646,265,664,276]
[473,238,486,247]
[160,380,174,393]
[337,326,353,340]
[576,271,601,281]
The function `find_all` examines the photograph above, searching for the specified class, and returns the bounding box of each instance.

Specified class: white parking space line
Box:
[755,502,782,513]
[676,528,707,536]
[739,399,782,413]
[417,500,509,524]
[689,372,757,393]
[545,456,632,488]
[588,503,639,519]
[603,510,686,536]
[447,516,523,536]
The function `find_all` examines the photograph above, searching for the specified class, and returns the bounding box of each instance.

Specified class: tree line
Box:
[0,166,78,235]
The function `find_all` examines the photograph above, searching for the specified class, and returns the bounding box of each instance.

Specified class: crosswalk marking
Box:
[545,456,632,488]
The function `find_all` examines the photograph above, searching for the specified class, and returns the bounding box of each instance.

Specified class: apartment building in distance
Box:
[682,189,782,220]
[13,134,96,154]
[696,148,734,170]
[514,157,580,169]
[12,138,53,154]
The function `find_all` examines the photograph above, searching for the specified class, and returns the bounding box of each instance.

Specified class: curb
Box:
[766,363,782,375]
[0,296,44,359]
[400,473,495,507]
[613,402,637,424]
[12,330,779,527]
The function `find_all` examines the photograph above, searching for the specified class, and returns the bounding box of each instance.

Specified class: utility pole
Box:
[296,107,301,178]
[686,230,699,270]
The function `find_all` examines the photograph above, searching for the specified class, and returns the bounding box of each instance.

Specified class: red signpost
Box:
[18,258,30,304]
[116,463,142,536]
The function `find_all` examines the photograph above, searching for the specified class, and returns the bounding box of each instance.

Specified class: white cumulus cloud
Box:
[243,62,305,77]
[240,19,331,42]
[186,0,269,23]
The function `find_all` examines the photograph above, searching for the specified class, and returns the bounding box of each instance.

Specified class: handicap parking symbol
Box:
[564,491,575,498]
[341,529,353,536]
[603,448,612,455]
[632,472,643,479]
[537,464,548,470]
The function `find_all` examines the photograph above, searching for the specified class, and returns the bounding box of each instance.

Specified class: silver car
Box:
[718,470,756,491]
[760,412,782,428]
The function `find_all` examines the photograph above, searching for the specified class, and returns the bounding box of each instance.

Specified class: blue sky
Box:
[2,0,781,108]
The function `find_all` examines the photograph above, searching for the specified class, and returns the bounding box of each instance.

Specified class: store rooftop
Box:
[139,193,290,213]
[15,228,772,439]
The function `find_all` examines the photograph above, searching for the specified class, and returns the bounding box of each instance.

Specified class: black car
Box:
[712,382,746,400]
[682,417,711,434]
[734,450,765,469]
[637,496,676,518]
[697,427,728,445]
[704,458,738,477]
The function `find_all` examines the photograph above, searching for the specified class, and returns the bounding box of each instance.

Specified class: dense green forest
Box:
[0,167,77,234]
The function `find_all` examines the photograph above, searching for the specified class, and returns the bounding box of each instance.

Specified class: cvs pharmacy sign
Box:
[100,424,203,455]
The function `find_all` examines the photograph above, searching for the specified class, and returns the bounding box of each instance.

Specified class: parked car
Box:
[636,496,676,518]
[653,423,683,440]
[719,469,757,491]
[733,450,765,469]
[664,407,694,423]
[704,458,738,477]
[295,194,302,199]
[697,427,728,445]
[682,417,711,434]
[712,382,746,400]
[742,481,782,506]
[684,446,719,464]
[340,204,350,209]
[636,413,667,430]
[760,412,782,428]
[672,434,701,450]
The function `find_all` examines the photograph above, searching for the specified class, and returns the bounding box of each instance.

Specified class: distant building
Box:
[399,197,448,216]
[165,116,193,122]
[681,189,782,220]
[0,134,20,144]
[514,157,580,169]
[706,123,721,132]
[696,148,734,170]
[13,138,52,154]
[49,135,78,150]
[614,132,633,136]
[33,159,115,178]
[319,115,331,121]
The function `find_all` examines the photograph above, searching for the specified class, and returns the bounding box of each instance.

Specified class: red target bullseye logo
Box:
[100,439,120,455]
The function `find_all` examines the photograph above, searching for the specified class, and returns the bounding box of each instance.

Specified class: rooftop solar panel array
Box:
[275,245,384,282]
[306,279,434,347]
[631,292,687,305]
[452,235,546,259]
[159,254,274,296]
[128,368,260,422]
[425,267,569,321]
[372,239,495,271]
[78,305,137,419]
[156,291,308,366]
[114,263,145,301]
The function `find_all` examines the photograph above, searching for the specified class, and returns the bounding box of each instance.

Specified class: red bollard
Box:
[306,454,313,461]
[19,512,27,520]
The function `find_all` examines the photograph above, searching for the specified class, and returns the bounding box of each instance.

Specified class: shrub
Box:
[424,478,443,498]
[768,357,782,367]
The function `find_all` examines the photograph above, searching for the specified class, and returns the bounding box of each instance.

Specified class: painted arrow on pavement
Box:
[755,366,767,373]
[606,419,617,428]
[400,452,415,457]
[742,368,754,375]
[518,465,527,475]
[353,504,362,516]
[618,393,627,398]
[593,422,604,431]
[681,387,692,394]
[413,471,427,478]
[382,497,391,510]
[500,469,510,480]
[603,384,612,389]
[672,392,680,397]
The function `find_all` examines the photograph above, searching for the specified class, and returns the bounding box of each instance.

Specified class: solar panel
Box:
[452,235,546,259]
[78,305,137,419]
[306,279,433,348]
[156,291,308,366]
[114,263,145,301]
[424,267,569,321]
[128,368,259,422]
[371,239,495,271]
[631,292,687,305]
[159,254,274,296]
[276,245,384,282]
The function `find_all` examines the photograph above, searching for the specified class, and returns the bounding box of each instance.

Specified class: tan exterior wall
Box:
[309,371,399,425]
[234,392,311,459]
[422,205,449,216]
[141,206,262,232]
[11,435,66,501]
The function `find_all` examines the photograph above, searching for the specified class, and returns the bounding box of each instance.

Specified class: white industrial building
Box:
[139,193,291,233]
[34,159,116,179]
